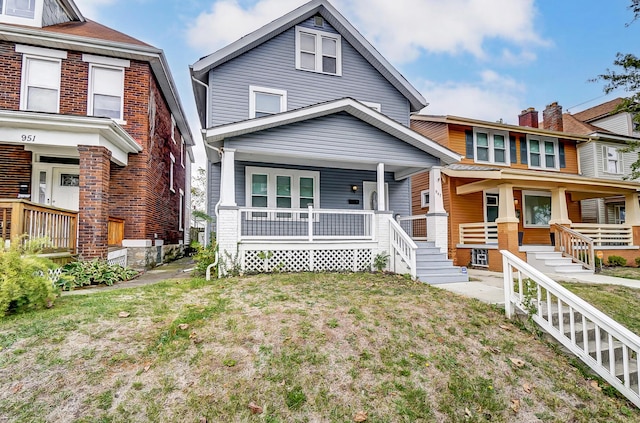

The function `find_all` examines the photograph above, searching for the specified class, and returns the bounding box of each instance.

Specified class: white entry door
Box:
[51,167,80,211]
[363,181,389,211]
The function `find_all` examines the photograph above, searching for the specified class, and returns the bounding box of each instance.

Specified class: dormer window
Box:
[3,0,35,18]
[0,0,42,26]
[295,26,342,76]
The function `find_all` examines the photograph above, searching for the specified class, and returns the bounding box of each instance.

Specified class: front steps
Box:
[524,246,593,275]
[415,241,469,284]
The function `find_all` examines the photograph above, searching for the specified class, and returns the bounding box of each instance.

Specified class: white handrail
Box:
[502,250,640,408]
[389,218,417,279]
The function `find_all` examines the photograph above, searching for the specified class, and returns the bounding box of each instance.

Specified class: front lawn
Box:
[1,273,637,422]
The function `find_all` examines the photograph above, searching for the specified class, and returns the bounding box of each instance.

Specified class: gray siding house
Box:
[564,100,640,224]
[190,0,465,281]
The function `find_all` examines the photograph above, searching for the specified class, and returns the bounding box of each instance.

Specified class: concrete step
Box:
[416,247,444,255]
[417,272,469,284]
[417,266,466,276]
[416,254,449,263]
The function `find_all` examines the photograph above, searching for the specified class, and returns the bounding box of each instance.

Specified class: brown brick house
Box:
[409,103,640,273]
[0,0,194,268]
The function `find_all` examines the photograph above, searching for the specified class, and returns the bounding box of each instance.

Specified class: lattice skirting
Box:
[242,249,373,273]
[107,249,128,267]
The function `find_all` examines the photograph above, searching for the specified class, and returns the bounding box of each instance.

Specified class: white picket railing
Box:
[459,222,498,245]
[552,224,595,271]
[396,215,427,240]
[238,206,375,241]
[502,250,640,408]
[570,223,633,247]
[390,218,417,279]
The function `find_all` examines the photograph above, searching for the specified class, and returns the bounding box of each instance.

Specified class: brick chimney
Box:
[542,102,563,132]
[518,107,539,128]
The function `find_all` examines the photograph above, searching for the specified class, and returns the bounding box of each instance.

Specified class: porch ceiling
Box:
[446,167,640,197]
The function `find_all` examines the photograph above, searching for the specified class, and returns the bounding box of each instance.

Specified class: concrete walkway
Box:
[436,268,640,305]
[63,256,195,296]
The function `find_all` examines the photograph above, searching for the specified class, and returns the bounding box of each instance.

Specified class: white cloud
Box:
[186,0,307,54]
[417,71,526,125]
[72,0,118,20]
[186,0,547,63]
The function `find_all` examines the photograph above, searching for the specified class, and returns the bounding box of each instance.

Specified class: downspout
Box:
[203,139,223,280]
[191,76,210,129]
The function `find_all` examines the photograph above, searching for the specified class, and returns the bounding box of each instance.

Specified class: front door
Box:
[485,193,499,223]
[363,181,389,211]
[51,168,80,210]
[32,165,80,211]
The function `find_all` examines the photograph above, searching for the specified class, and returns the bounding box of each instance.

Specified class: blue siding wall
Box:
[229,162,410,216]
[208,20,410,127]
[208,162,221,231]
[226,113,438,168]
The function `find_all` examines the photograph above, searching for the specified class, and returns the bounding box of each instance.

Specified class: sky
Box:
[73,0,640,170]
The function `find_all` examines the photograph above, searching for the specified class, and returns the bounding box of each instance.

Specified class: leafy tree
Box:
[595,1,640,178]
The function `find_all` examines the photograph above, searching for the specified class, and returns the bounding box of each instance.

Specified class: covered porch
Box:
[205,99,461,276]
[447,167,640,272]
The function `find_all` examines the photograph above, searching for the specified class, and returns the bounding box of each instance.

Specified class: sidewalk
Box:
[63,256,195,296]
[436,268,640,305]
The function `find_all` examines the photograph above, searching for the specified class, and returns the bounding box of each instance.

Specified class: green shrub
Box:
[58,259,138,290]
[0,239,57,317]
[194,241,218,277]
[607,255,627,267]
[635,257,640,267]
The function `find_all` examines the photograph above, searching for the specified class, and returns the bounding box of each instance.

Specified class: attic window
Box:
[3,0,36,18]
[295,26,342,76]
[314,16,324,27]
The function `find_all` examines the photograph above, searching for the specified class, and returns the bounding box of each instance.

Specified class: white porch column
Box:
[377,163,385,211]
[426,167,448,254]
[216,206,239,277]
[549,187,571,225]
[625,192,640,226]
[219,148,236,207]
[495,184,518,223]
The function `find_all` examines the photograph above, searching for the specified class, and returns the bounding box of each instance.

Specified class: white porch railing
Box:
[396,215,427,240]
[502,250,640,408]
[570,223,633,247]
[459,222,498,245]
[238,206,375,241]
[390,218,417,279]
[552,224,595,271]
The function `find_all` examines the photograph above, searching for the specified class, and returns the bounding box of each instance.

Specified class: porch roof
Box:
[442,166,640,199]
[0,110,141,166]
[204,98,462,173]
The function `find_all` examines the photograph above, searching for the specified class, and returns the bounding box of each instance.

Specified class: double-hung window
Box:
[604,146,622,174]
[247,166,319,219]
[21,56,61,113]
[295,26,342,76]
[3,0,35,18]
[473,128,509,165]
[17,45,66,113]
[527,136,559,170]
[83,54,129,122]
[249,86,287,118]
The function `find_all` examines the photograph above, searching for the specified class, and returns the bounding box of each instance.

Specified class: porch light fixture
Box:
[514,199,519,207]
[351,185,358,193]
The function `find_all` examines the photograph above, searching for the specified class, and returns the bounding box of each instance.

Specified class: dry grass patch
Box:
[0,273,638,422]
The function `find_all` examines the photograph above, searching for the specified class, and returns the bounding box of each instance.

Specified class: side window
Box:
[295,26,342,76]
[249,86,287,118]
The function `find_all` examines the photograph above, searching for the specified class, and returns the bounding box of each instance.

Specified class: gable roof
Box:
[190,0,426,112]
[412,114,592,142]
[40,19,150,47]
[205,98,460,165]
[572,97,624,122]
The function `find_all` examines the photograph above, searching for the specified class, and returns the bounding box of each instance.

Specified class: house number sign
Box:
[21,135,36,142]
